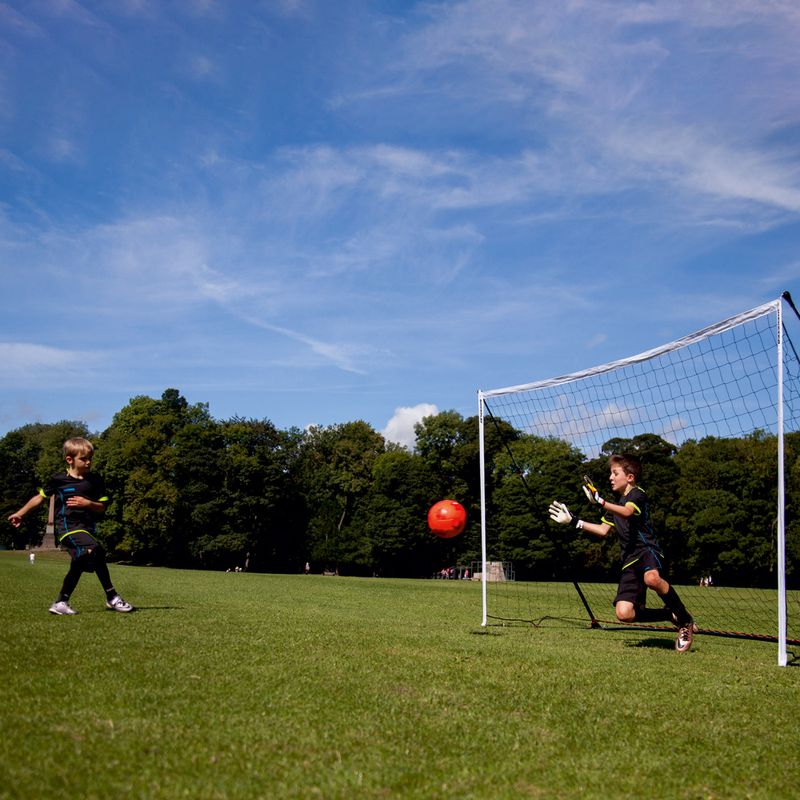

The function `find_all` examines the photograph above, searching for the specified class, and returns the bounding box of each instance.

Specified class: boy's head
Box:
[63,438,94,475]
[608,453,641,491]
[63,437,94,459]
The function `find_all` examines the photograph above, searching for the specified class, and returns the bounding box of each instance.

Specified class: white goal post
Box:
[478,293,800,666]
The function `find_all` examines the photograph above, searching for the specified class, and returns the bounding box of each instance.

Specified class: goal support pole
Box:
[478,390,488,627]
[777,298,787,666]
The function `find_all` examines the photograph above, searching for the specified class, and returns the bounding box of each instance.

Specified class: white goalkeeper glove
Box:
[548,501,584,530]
[582,478,605,507]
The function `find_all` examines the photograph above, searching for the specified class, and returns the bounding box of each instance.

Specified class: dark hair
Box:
[608,453,641,481]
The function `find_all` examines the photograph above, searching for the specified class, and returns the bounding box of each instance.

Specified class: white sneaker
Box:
[49,600,77,615]
[106,595,134,613]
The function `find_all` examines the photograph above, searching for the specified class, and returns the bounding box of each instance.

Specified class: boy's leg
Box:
[91,545,134,612]
[642,557,693,626]
[642,565,695,652]
[89,545,118,601]
[57,556,84,602]
[632,605,674,622]
[49,555,83,613]
[613,570,670,622]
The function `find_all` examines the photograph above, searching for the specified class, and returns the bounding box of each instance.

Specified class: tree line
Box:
[1,388,797,587]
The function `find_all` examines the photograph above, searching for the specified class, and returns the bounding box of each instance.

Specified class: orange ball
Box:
[428,500,467,538]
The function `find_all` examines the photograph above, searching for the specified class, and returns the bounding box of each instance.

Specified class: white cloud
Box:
[587,333,607,349]
[382,403,439,449]
[0,343,106,388]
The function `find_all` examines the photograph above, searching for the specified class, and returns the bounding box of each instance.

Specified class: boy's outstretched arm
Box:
[7,493,45,527]
[548,500,611,538]
[582,479,634,519]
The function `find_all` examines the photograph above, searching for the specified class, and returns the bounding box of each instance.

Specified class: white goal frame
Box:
[478,294,797,666]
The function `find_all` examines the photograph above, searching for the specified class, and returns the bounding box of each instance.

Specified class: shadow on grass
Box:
[624,637,676,650]
[75,606,185,614]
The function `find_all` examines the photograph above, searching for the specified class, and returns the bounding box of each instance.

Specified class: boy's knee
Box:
[643,570,665,591]
[615,602,636,623]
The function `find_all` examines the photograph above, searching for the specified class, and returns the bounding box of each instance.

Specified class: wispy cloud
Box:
[356,1,800,229]
[0,342,106,388]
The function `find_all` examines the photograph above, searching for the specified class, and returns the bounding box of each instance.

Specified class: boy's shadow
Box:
[89,605,184,613]
[624,637,678,650]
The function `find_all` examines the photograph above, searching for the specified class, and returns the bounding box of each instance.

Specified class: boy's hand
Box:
[66,495,91,508]
[548,501,584,529]
[582,483,605,506]
[7,513,22,528]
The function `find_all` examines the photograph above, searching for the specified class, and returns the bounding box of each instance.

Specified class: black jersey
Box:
[601,485,663,564]
[39,472,109,549]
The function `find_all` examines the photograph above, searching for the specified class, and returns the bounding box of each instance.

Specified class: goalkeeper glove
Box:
[548,501,584,530]
[582,481,605,506]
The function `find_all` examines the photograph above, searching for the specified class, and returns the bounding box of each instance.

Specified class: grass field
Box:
[1,551,798,800]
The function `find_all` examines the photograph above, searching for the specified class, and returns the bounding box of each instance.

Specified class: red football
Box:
[427,500,467,538]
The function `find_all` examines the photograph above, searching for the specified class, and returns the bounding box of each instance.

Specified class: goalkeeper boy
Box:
[549,453,695,653]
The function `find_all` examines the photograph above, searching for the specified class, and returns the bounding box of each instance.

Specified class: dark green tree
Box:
[298,420,386,574]
[210,418,305,572]
[95,389,209,564]
[353,447,440,577]
[674,432,777,585]
[491,435,590,579]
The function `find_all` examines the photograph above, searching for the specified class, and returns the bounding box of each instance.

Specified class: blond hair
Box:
[63,437,94,458]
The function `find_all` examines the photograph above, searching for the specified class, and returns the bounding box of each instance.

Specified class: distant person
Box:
[549,453,696,653]
[305,562,311,575]
[8,437,133,615]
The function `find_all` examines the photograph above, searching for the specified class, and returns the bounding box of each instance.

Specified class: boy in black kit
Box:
[549,453,695,652]
[8,437,133,615]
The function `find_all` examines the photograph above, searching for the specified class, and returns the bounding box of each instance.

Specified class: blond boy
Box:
[8,437,133,615]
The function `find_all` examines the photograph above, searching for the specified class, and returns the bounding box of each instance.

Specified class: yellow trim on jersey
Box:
[58,529,92,542]
[625,501,641,515]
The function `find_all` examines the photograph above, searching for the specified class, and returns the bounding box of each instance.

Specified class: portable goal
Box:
[477,293,800,666]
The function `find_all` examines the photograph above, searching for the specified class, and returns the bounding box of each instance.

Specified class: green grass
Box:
[1,551,798,800]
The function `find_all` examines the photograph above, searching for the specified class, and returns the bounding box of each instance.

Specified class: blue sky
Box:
[1,1,799,449]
